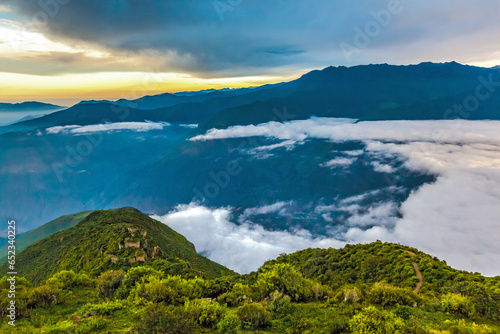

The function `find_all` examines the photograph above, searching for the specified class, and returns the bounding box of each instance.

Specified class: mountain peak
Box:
[1,207,233,284]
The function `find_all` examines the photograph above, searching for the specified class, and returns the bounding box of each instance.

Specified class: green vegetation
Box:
[0,207,233,284]
[0,210,93,265]
[0,208,499,333]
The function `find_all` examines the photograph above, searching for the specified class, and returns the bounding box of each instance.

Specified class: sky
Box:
[0,0,500,106]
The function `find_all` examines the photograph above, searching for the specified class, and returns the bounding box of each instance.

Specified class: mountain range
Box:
[3,62,500,135]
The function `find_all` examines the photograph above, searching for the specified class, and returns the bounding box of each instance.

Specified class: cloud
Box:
[371,161,395,173]
[241,201,291,217]
[46,121,169,134]
[190,118,357,142]
[4,1,500,76]
[151,203,345,274]
[320,157,356,168]
[191,118,500,145]
[191,118,500,275]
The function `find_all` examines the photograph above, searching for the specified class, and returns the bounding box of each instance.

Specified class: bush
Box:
[254,263,316,302]
[184,298,226,328]
[219,283,254,306]
[78,300,126,316]
[442,319,495,334]
[203,277,234,299]
[134,303,198,334]
[217,313,240,334]
[268,291,292,317]
[130,275,204,304]
[441,293,475,317]
[367,283,417,307]
[116,266,164,298]
[0,276,31,318]
[327,316,350,334]
[29,284,62,308]
[46,270,92,289]
[349,306,405,334]
[96,270,124,299]
[237,303,272,330]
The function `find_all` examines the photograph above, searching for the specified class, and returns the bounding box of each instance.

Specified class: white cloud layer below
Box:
[151,204,343,274]
[169,118,500,276]
[46,121,170,134]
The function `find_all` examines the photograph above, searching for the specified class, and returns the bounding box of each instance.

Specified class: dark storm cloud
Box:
[2,0,500,76]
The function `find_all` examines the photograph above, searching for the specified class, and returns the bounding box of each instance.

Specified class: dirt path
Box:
[405,251,423,294]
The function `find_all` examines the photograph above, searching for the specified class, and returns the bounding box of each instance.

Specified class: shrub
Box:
[96,270,124,299]
[29,284,62,308]
[441,293,475,317]
[237,303,272,330]
[116,266,163,298]
[442,319,494,334]
[254,263,316,302]
[184,298,226,328]
[367,283,417,307]
[349,306,405,334]
[78,300,126,316]
[327,316,350,334]
[130,275,204,304]
[46,270,92,289]
[134,303,198,334]
[203,277,234,299]
[268,291,292,317]
[0,276,31,318]
[219,283,254,306]
[337,286,362,303]
[217,313,240,334]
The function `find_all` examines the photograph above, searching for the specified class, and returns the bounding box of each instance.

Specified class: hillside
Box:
[0,210,94,265]
[0,208,498,333]
[0,207,233,284]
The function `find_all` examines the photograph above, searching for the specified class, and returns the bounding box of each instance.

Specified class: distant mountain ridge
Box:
[0,101,64,112]
[4,62,500,134]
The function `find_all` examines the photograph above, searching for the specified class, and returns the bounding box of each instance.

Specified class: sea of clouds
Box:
[154,118,500,276]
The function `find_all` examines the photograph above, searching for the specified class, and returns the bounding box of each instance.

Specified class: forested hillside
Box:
[1,208,498,333]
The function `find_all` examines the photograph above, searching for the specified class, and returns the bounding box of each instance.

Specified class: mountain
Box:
[0,207,233,284]
[200,62,500,130]
[0,101,64,112]
[7,62,500,134]
[0,210,94,265]
[11,102,214,130]
[0,208,499,333]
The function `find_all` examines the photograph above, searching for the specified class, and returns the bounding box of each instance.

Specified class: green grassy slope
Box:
[0,207,233,284]
[0,210,94,265]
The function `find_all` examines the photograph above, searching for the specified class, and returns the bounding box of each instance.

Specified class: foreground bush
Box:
[97,270,124,299]
[130,275,204,304]
[349,306,405,334]
[367,283,417,307]
[254,263,318,302]
[216,313,240,334]
[184,298,226,328]
[134,303,198,334]
[237,302,272,330]
[441,293,475,318]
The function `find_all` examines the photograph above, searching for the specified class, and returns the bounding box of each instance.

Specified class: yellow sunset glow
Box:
[0,71,301,105]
